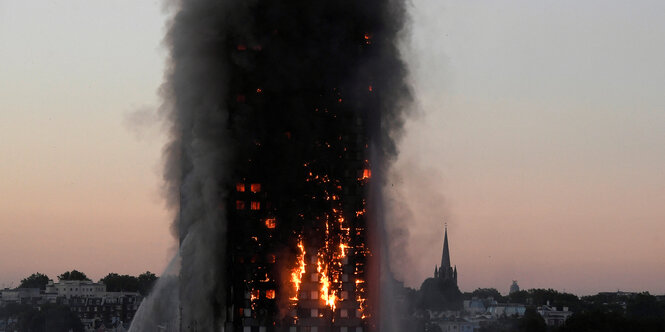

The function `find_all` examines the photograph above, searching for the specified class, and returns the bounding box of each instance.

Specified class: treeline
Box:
[465,288,581,311]
[17,270,158,296]
[465,288,665,332]
[0,303,84,332]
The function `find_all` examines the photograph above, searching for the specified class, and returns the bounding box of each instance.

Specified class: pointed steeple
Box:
[441,224,451,269]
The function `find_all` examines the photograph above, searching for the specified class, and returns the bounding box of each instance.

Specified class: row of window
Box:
[248,289,276,300]
[236,200,261,210]
[298,290,351,301]
[59,287,103,292]
[237,183,261,193]
[241,326,363,332]
[305,308,361,319]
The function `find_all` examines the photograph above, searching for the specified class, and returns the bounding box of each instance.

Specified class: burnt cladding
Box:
[167,0,410,331]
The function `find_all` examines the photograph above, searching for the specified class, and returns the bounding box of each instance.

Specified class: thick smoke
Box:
[133,0,411,330]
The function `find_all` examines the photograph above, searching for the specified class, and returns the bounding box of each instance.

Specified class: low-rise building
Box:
[0,280,141,332]
[0,288,41,305]
[45,279,106,298]
[537,305,573,327]
[486,303,526,318]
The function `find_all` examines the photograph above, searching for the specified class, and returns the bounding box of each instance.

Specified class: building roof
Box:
[441,225,451,269]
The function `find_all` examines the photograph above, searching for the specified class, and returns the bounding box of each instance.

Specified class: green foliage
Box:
[18,272,50,290]
[17,304,84,332]
[518,307,547,332]
[626,292,662,319]
[562,310,630,332]
[478,317,519,332]
[57,270,89,281]
[100,271,159,295]
[506,290,529,304]
[137,271,158,296]
[0,304,83,332]
[506,288,580,311]
[561,293,665,332]
[579,293,626,313]
[625,293,665,331]
[471,288,504,301]
[100,273,139,292]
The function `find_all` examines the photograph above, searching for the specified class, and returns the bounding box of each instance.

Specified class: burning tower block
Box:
[169,1,410,331]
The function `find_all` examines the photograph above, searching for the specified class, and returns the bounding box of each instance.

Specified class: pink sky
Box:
[1,1,664,295]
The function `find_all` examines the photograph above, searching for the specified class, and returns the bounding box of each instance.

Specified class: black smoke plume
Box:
[132,0,411,330]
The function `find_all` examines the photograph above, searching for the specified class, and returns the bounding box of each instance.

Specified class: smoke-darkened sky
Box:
[1,0,664,295]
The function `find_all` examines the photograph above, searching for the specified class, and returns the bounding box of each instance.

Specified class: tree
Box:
[518,307,547,332]
[100,273,139,292]
[17,304,84,332]
[507,290,529,304]
[562,310,630,332]
[471,288,503,301]
[137,271,158,296]
[626,293,665,331]
[19,273,50,290]
[57,270,89,281]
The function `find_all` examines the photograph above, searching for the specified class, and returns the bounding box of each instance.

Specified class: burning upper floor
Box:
[165,1,411,331]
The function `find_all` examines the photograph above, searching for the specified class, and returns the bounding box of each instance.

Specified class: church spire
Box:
[441,223,451,269]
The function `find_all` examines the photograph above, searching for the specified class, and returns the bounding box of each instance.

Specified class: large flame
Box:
[290,239,306,301]
[317,258,337,312]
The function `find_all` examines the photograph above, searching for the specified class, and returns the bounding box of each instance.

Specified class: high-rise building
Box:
[205,6,376,332]
[170,1,409,330]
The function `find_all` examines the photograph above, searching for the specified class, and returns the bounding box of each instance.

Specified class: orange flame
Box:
[290,240,306,301]
[317,258,337,311]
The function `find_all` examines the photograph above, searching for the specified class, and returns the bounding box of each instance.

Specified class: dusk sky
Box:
[1,1,663,295]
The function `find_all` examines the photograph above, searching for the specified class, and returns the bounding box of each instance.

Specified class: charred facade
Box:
[167,1,410,331]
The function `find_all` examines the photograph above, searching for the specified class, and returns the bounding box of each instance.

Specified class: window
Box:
[341,291,349,300]
[236,183,245,192]
[266,290,275,299]
[236,200,245,210]
[311,290,318,299]
[310,273,318,282]
[340,309,348,318]
[250,201,260,210]
[311,308,318,317]
[342,274,349,282]
[250,183,261,193]
[265,218,276,229]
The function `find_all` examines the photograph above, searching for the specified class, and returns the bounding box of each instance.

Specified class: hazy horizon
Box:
[1,1,663,296]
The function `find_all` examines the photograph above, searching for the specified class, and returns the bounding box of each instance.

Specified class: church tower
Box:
[435,225,457,286]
